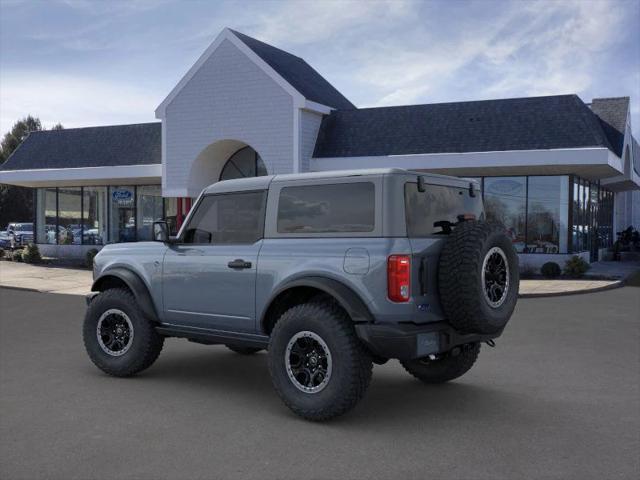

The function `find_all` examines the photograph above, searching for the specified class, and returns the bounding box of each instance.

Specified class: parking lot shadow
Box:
[103,344,533,428]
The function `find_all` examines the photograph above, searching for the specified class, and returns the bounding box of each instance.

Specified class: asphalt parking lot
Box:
[1,287,638,480]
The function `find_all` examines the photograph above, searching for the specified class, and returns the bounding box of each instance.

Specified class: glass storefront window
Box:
[571,177,580,252]
[36,188,58,244]
[526,176,569,254]
[597,188,614,249]
[578,179,586,251]
[109,186,136,243]
[35,185,169,246]
[484,177,527,252]
[570,176,614,255]
[590,183,599,256]
[83,187,107,245]
[57,188,82,245]
[136,186,163,241]
[584,181,591,253]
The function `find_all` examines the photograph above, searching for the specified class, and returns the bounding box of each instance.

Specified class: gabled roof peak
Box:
[228,29,355,110]
[156,28,354,117]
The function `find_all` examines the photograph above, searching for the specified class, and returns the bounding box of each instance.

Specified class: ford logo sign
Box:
[487,179,523,195]
[112,190,133,201]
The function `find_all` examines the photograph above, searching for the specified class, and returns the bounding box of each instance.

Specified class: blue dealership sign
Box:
[112,188,134,206]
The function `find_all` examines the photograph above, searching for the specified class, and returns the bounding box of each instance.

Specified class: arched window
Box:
[219,146,268,181]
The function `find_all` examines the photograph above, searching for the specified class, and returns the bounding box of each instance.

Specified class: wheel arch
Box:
[260,276,373,335]
[91,267,159,322]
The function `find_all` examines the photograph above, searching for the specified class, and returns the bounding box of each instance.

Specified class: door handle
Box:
[227,259,252,269]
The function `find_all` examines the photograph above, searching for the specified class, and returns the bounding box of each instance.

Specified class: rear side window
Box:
[405,182,483,236]
[183,191,265,244]
[277,183,375,234]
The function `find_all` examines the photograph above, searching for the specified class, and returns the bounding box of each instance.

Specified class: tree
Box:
[0,115,42,164]
[0,116,63,229]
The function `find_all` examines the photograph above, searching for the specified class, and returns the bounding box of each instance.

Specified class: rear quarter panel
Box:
[256,238,447,329]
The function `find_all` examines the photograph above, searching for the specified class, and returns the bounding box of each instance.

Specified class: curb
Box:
[519,280,624,298]
[0,285,41,293]
[0,275,632,300]
[0,285,89,296]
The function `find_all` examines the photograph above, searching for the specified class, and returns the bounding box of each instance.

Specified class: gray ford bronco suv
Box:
[84,168,519,421]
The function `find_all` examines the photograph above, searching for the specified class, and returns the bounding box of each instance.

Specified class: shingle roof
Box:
[230,29,355,110]
[313,94,616,158]
[0,122,161,171]
[589,97,629,157]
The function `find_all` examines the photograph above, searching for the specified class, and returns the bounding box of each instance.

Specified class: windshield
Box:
[405,182,483,237]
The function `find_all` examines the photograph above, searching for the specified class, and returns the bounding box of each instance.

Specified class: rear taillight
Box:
[388,255,410,302]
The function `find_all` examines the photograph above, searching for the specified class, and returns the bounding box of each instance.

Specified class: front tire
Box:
[83,288,164,377]
[268,302,373,421]
[400,343,480,384]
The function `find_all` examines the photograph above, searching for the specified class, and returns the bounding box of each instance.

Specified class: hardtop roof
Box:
[202,168,471,194]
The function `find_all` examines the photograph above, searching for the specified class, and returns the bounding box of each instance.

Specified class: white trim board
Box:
[311,147,624,179]
[0,164,162,188]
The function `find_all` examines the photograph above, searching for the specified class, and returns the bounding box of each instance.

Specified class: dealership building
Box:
[1,28,638,267]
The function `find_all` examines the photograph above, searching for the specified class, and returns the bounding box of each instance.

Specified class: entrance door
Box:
[162,191,266,333]
[109,186,136,242]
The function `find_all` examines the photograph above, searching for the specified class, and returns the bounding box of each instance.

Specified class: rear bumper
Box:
[355,322,501,360]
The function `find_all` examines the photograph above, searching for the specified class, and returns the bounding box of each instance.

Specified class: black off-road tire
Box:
[83,288,164,377]
[268,302,373,421]
[438,220,519,334]
[401,343,480,384]
[226,345,263,355]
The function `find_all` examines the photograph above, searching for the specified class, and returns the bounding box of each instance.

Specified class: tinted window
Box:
[277,183,375,234]
[483,177,526,252]
[405,182,482,236]
[526,176,569,254]
[184,192,265,244]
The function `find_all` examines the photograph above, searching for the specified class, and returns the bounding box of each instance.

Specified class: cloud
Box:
[0,0,637,137]
[250,0,413,46]
[348,0,628,107]
[0,72,158,133]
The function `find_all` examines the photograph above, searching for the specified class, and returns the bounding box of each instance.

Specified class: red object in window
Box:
[176,197,183,229]
[388,255,411,302]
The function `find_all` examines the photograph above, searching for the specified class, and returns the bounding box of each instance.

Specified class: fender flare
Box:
[91,267,159,322]
[261,276,374,328]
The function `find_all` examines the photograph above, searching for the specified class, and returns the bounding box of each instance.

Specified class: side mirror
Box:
[152,221,170,243]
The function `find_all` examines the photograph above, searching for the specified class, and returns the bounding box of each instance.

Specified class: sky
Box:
[1,0,639,137]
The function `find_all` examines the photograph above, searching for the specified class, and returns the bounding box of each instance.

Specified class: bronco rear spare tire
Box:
[438,221,519,334]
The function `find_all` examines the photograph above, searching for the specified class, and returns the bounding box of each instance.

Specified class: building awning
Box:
[0,122,161,188]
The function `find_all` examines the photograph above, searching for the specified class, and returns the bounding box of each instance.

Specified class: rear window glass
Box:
[405,182,483,236]
[277,183,375,234]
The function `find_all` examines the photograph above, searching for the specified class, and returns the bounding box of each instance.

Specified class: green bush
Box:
[11,250,23,262]
[21,243,42,264]
[564,255,590,278]
[541,262,561,279]
[85,248,99,268]
[0,248,5,259]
